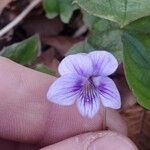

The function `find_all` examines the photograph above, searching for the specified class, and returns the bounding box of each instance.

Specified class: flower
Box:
[47,51,121,118]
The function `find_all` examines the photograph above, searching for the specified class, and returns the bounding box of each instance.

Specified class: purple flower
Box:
[47,51,121,118]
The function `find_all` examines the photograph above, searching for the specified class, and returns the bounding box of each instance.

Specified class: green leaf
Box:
[69,12,123,62]
[125,16,150,34]
[43,0,59,19]
[59,0,78,23]
[0,35,41,65]
[123,32,150,109]
[84,14,123,63]
[88,30,123,63]
[34,64,56,76]
[74,0,150,27]
[123,17,150,109]
[82,10,99,30]
[67,41,94,55]
[43,0,78,23]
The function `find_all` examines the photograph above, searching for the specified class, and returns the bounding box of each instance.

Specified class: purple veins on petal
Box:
[76,78,100,118]
[47,74,84,106]
[99,84,118,100]
[58,54,93,77]
[88,51,118,76]
[93,76,121,109]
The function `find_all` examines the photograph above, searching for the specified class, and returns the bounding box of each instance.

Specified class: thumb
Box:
[41,131,137,150]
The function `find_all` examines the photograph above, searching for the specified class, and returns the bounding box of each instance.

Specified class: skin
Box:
[0,56,137,149]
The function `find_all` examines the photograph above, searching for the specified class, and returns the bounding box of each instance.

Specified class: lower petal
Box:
[47,74,84,106]
[76,95,100,118]
[93,76,121,109]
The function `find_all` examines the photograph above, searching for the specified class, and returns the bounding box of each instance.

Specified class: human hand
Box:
[0,56,137,150]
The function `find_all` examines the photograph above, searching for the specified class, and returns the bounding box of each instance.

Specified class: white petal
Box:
[88,51,118,76]
[58,54,93,77]
[47,74,84,106]
[76,94,100,118]
[93,76,121,109]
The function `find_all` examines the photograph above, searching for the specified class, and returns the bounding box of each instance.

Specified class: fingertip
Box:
[40,131,137,150]
[88,131,137,150]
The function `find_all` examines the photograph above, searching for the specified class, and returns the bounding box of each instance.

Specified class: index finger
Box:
[0,56,103,145]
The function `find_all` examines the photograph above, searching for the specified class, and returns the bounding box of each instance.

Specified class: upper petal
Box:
[88,51,118,76]
[58,54,93,77]
[47,74,84,106]
[93,76,121,109]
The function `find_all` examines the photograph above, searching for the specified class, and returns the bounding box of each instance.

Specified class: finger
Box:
[0,57,102,145]
[41,131,137,150]
[0,57,126,146]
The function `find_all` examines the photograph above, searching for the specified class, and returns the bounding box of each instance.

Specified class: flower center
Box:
[85,77,94,89]
[80,77,97,104]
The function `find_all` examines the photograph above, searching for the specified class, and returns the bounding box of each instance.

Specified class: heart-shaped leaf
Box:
[123,32,150,109]
[84,13,123,62]
[0,35,41,65]
[74,0,150,27]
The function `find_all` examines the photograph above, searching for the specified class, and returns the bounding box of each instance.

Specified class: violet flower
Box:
[47,51,121,118]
